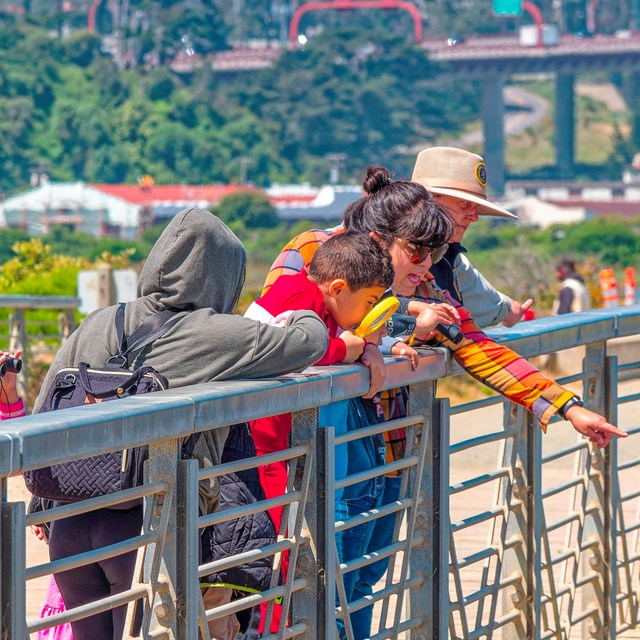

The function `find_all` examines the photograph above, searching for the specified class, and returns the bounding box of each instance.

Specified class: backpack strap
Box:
[110,305,188,369]
[115,303,127,355]
[123,310,187,366]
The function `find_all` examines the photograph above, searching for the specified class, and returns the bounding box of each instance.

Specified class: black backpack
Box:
[24,303,191,502]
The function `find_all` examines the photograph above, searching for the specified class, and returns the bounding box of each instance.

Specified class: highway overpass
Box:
[213,33,640,192]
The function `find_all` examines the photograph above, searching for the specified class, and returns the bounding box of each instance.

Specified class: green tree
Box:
[561,217,640,266]
[231,29,478,183]
[0,228,30,264]
[216,192,279,229]
[61,30,103,67]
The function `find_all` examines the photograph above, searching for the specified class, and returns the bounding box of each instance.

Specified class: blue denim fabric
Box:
[341,398,386,502]
[335,492,382,640]
[349,475,402,636]
[319,400,349,504]
[334,397,387,639]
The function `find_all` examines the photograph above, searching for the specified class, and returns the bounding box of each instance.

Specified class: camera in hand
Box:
[436,323,463,344]
[0,357,22,377]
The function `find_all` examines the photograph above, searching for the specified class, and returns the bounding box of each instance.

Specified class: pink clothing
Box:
[36,576,74,640]
[0,398,25,419]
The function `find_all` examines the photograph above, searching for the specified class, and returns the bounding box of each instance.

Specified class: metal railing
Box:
[0,306,639,639]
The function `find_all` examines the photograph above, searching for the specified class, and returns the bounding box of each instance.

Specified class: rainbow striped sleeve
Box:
[262,228,341,295]
[418,280,573,429]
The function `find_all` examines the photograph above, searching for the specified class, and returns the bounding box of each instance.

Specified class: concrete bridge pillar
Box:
[482,75,506,195]
[555,73,575,178]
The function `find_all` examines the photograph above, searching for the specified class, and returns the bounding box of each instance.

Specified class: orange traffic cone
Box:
[624,267,637,306]
[599,268,619,308]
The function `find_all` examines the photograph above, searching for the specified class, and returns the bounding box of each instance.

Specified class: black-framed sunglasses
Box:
[396,238,449,265]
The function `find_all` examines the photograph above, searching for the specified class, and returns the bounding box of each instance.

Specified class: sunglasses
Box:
[396,238,449,265]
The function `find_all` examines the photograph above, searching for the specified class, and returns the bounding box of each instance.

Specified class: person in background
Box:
[553,258,591,314]
[0,349,24,418]
[412,146,533,328]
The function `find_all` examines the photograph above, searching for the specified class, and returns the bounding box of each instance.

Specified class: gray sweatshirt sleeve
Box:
[455,253,512,328]
[239,310,328,377]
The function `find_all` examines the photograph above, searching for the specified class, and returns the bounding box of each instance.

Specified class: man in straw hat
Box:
[412,146,533,328]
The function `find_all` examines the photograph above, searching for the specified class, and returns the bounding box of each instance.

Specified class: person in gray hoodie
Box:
[35,208,328,640]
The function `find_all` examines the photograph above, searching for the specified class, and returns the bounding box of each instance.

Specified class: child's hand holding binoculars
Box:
[0,350,23,404]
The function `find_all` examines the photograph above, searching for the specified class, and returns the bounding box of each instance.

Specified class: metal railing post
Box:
[0,500,27,639]
[59,310,76,343]
[580,341,609,639]
[176,457,200,640]
[501,403,540,640]
[407,380,445,639]
[134,438,179,639]
[290,407,334,639]
[604,355,619,638]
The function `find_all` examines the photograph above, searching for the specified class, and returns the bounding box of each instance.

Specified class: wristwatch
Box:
[561,396,585,419]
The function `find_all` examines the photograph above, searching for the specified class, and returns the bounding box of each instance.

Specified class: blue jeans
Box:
[332,397,388,639]
[349,475,402,636]
[334,492,382,640]
[319,400,349,504]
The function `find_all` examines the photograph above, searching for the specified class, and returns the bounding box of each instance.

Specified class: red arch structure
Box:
[87,0,103,32]
[289,0,423,45]
[522,1,544,48]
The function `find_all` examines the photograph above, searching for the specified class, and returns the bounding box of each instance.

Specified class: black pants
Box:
[49,505,143,640]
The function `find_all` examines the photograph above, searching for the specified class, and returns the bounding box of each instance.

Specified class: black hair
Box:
[557,258,578,273]
[308,231,394,291]
[343,166,453,248]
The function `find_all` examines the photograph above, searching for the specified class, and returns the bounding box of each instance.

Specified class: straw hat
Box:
[411,147,517,219]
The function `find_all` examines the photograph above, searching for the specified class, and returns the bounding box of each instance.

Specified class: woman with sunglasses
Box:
[262,165,625,639]
[264,168,462,358]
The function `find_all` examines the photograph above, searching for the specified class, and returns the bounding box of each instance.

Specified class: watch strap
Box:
[561,396,585,419]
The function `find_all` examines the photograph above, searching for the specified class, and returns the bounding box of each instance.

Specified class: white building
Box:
[0,182,248,239]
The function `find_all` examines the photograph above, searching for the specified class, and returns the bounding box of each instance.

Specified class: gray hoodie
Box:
[34,208,328,510]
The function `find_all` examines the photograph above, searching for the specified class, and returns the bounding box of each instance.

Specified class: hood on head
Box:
[138,208,246,313]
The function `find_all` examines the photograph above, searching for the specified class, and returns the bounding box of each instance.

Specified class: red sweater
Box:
[244,270,346,365]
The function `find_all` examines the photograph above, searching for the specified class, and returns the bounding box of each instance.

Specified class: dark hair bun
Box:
[363,166,393,195]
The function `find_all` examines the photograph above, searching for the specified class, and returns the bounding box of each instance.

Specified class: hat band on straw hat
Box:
[418,178,487,198]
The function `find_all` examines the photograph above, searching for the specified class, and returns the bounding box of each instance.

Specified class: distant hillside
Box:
[2,1,636,195]
[0,14,481,194]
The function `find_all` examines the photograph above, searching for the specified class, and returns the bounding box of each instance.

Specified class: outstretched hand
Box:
[414,303,461,340]
[565,405,627,448]
[502,299,533,327]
